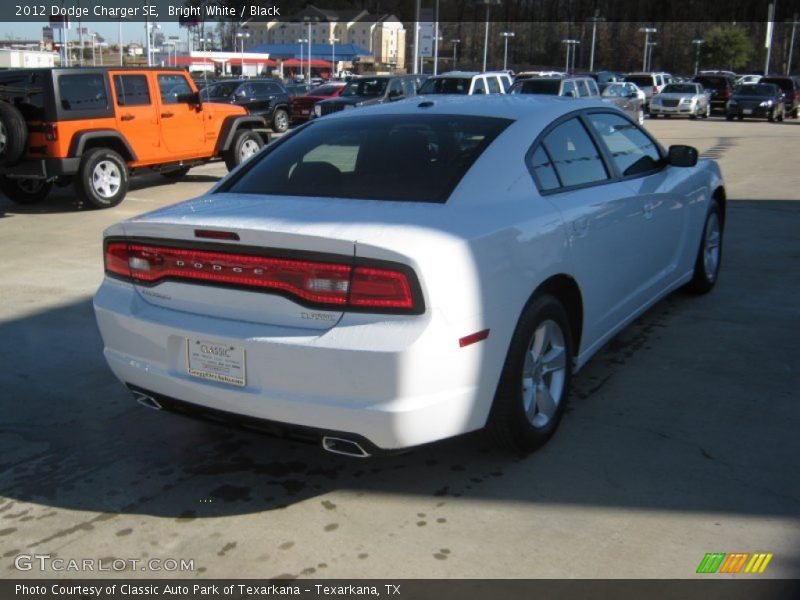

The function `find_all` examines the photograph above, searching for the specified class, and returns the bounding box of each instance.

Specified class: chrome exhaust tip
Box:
[132,390,163,411]
[321,436,371,458]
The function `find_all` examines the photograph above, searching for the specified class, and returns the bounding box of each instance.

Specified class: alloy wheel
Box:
[239,139,260,162]
[0,122,6,154]
[91,160,122,199]
[521,319,567,429]
[703,212,721,282]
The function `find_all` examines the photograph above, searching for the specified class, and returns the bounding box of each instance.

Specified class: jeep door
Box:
[110,73,160,162]
[155,73,206,158]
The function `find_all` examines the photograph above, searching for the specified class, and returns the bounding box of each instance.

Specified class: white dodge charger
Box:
[94,96,725,457]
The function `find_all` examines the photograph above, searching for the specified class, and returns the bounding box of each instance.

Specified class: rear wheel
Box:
[704,104,711,118]
[725,114,734,121]
[271,108,290,133]
[0,176,52,204]
[684,200,723,295]
[74,148,129,209]
[488,294,573,453]
[0,102,28,167]
[224,130,264,171]
[792,107,799,119]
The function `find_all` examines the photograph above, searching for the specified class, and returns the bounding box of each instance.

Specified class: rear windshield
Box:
[624,75,653,87]
[419,77,472,94]
[694,76,727,89]
[224,114,512,203]
[511,79,561,94]
[0,72,46,120]
[341,78,388,97]
[761,78,793,92]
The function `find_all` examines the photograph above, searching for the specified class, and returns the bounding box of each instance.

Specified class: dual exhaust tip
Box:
[131,390,371,458]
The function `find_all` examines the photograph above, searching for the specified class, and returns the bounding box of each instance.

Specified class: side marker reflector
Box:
[459,329,490,348]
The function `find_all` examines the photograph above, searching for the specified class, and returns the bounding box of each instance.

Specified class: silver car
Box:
[601,82,645,124]
[650,83,711,119]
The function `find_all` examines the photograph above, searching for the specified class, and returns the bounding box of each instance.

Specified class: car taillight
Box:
[43,123,57,141]
[791,90,798,101]
[724,87,732,97]
[105,242,420,313]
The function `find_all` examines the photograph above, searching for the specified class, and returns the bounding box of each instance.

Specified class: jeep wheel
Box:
[0,102,28,167]
[0,176,52,204]
[224,130,264,171]
[160,166,191,179]
[271,108,290,133]
[75,148,129,209]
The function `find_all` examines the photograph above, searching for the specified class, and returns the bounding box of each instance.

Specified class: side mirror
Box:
[668,145,698,168]
[565,90,576,98]
[627,91,638,98]
[388,89,403,99]
[176,91,201,105]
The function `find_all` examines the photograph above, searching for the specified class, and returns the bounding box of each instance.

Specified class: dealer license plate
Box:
[301,109,309,115]
[743,109,753,115]
[186,339,246,387]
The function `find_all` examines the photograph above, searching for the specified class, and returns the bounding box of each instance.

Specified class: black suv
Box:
[313,75,419,118]
[692,74,736,113]
[201,78,291,132]
[760,76,800,118]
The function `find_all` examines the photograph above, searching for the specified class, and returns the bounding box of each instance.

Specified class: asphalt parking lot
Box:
[1,116,798,579]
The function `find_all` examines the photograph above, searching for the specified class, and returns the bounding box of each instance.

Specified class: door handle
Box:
[161,112,174,118]
[120,114,135,121]
[643,202,655,219]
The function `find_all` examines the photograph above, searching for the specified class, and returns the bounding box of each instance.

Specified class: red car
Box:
[291,82,346,123]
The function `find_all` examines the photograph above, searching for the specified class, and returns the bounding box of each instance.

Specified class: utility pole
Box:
[500,32,515,72]
[412,0,420,74]
[433,0,440,75]
[692,39,704,76]
[765,2,775,75]
[639,28,656,72]
[451,39,460,69]
[786,14,799,75]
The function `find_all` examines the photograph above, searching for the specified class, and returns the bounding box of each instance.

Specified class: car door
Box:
[530,115,650,347]
[584,111,688,299]
[156,73,205,158]
[110,72,161,162]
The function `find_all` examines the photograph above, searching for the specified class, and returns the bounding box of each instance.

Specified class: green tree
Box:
[703,25,754,71]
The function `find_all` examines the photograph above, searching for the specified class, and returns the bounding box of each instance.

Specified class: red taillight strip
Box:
[459,329,490,348]
[105,241,420,313]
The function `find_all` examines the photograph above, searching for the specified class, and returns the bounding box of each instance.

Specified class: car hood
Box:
[732,95,777,101]
[200,100,247,116]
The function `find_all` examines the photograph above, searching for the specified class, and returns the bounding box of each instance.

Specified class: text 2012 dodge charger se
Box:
[94,96,725,457]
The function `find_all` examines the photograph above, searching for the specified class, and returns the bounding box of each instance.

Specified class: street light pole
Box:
[692,39,704,76]
[500,32,515,72]
[479,0,501,72]
[451,39,460,69]
[118,19,123,66]
[90,32,96,66]
[639,27,656,71]
[562,39,579,73]
[786,14,800,75]
[433,0,440,75]
[330,37,339,78]
[587,11,605,72]
[647,42,657,71]
[298,38,307,81]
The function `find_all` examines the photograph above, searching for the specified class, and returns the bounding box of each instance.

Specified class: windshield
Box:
[511,79,561,95]
[419,77,472,94]
[341,78,389,97]
[736,84,778,97]
[308,85,342,97]
[201,82,239,100]
[224,114,512,203]
[695,77,727,89]
[662,84,698,94]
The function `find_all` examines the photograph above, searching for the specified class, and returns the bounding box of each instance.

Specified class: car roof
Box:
[433,71,482,78]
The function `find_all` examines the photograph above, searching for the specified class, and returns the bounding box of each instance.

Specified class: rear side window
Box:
[577,80,590,97]
[114,75,151,106]
[561,81,576,97]
[420,78,471,94]
[529,146,560,191]
[224,114,512,203]
[587,112,662,177]
[586,79,599,96]
[512,79,561,94]
[541,118,608,188]
[473,78,486,94]
[487,76,501,94]
[58,74,108,111]
[401,78,416,96]
[625,75,654,88]
[0,72,46,120]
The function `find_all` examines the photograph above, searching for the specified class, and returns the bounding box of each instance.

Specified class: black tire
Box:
[768,111,775,122]
[487,294,573,453]
[74,147,129,209]
[224,129,264,171]
[725,114,734,121]
[160,166,191,179]
[0,102,28,167]
[792,107,798,119]
[271,108,290,133]
[0,176,52,204]
[684,200,723,295]
[689,113,698,120]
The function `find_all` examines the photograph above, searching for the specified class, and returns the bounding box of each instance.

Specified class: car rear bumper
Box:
[727,108,772,118]
[649,105,695,115]
[0,157,80,179]
[93,279,490,451]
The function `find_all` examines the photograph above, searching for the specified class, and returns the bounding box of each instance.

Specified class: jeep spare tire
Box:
[0,103,28,167]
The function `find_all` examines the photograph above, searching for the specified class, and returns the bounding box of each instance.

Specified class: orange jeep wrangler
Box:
[0,67,267,208]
